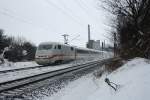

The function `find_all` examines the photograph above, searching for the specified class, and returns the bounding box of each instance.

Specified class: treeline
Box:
[102,0,150,59]
[0,29,37,62]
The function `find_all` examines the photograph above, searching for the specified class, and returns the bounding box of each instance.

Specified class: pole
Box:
[62,34,69,44]
[88,24,91,42]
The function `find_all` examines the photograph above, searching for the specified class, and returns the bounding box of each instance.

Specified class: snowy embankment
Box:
[0,61,38,71]
[43,58,150,100]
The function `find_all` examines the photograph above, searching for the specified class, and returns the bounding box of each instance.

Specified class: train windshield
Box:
[38,44,53,50]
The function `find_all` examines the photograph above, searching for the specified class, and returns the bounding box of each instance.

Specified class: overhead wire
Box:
[44,0,85,27]
[43,0,103,35]
[70,35,80,42]
[0,8,33,25]
[0,8,57,32]
[52,0,106,41]
[79,0,105,26]
[0,1,106,41]
[58,0,88,26]
[76,0,101,23]
[75,0,104,34]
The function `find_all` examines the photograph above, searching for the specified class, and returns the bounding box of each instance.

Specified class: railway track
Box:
[0,58,112,96]
[0,62,72,74]
[0,65,44,74]
[0,60,91,74]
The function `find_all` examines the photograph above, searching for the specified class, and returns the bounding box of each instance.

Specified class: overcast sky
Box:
[0,0,111,47]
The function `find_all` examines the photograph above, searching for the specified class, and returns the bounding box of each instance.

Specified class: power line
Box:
[79,0,104,25]
[58,0,87,25]
[0,8,56,32]
[75,0,95,22]
[70,35,80,42]
[0,1,106,42]
[75,0,103,33]
[0,8,33,25]
[44,0,85,27]
[45,0,103,36]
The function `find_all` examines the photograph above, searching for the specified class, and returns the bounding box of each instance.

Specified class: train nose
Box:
[35,50,55,65]
[35,50,53,58]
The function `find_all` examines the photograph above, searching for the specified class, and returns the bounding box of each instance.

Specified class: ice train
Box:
[35,42,103,65]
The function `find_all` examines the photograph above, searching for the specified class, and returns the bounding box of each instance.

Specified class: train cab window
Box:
[71,47,74,51]
[58,45,61,49]
[38,44,53,50]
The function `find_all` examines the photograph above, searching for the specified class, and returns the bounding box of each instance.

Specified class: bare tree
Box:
[101,0,150,58]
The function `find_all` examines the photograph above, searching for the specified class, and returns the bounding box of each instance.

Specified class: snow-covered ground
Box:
[0,60,38,71]
[42,58,150,100]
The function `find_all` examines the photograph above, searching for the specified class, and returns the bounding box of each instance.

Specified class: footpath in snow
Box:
[43,58,150,100]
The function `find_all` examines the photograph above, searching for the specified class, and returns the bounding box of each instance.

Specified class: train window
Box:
[58,45,61,49]
[38,44,53,50]
[71,47,74,51]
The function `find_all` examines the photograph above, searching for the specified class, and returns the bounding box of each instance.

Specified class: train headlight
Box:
[35,56,39,58]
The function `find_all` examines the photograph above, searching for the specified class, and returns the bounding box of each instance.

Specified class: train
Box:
[35,42,103,65]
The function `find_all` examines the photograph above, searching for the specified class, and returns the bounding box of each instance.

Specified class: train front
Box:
[35,43,55,65]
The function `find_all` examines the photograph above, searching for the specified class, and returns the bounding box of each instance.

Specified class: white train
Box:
[35,42,102,65]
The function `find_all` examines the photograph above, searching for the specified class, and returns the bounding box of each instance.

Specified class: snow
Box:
[0,60,38,71]
[88,58,150,100]
[43,58,150,100]
[43,74,98,100]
